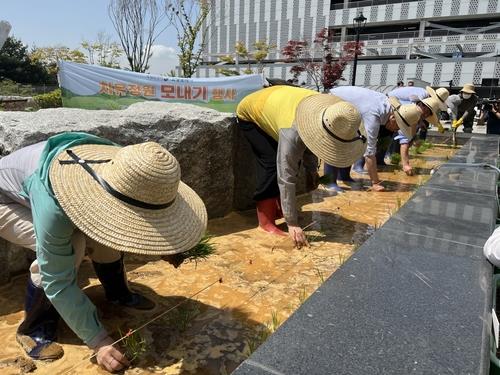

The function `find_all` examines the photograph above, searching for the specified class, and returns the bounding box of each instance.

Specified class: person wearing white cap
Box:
[385,86,449,175]
[236,86,366,247]
[327,86,422,191]
[0,133,207,372]
[446,83,478,133]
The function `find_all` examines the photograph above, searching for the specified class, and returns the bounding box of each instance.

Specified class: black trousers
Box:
[239,120,280,201]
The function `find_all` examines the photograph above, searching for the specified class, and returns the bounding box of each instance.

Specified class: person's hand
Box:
[436,122,445,134]
[371,181,385,192]
[403,165,414,176]
[305,171,320,192]
[288,225,309,249]
[95,337,130,373]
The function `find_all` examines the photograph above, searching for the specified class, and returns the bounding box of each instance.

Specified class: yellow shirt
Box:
[236,86,319,140]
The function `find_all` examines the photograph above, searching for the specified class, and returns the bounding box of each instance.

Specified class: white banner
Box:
[58,60,264,112]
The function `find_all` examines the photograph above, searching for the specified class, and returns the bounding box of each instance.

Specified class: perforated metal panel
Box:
[370,6,379,22]
[364,65,372,85]
[468,0,479,14]
[382,48,393,55]
[451,0,461,16]
[417,1,425,18]
[433,0,443,16]
[429,45,442,54]
[494,61,500,78]
[481,43,496,52]
[400,2,409,19]
[396,46,409,55]
[473,62,483,85]
[385,4,394,21]
[429,36,443,43]
[433,62,443,85]
[452,62,463,85]
[465,35,479,41]
[488,0,499,13]
[416,62,424,79]
[342,9,350,24]
[463,44,477,52]
[380,64,388,85]
[397,64,406,82]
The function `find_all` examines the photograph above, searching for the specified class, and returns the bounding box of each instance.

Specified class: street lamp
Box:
[351,12,367,86]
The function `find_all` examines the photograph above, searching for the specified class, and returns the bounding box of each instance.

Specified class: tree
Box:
[0,37,51,84]
[216,40,275,76]
[108,0,169,72]
[81,32,123,68]
[30,46,87,77]
[165,0,210,77]
[282,28,363,91]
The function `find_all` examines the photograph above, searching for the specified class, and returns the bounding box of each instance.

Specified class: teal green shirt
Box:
[22,132,115,347]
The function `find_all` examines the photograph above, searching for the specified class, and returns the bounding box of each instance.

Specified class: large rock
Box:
[0,102,236,218]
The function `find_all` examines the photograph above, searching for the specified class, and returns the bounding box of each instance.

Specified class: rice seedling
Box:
[315,268,325,283]
[389,153,401,165]
[298,285,308,305]
[269,310,281,332]
[338,253,347,266]
[396,197,402,210]
[119,329,147,364]
[244,327,271,357]
[179,233,216,267]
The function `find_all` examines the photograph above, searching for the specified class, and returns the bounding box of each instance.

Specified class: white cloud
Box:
[118,44,179,75]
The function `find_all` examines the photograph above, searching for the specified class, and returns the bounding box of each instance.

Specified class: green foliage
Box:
[0,79,33,96]
[0,37,52,84]
[389,153,401,165]
[119,329,147,363]
[34,89,62,108]
[30,46,86,77]
[180,234,216,266]
[81,32,122,68]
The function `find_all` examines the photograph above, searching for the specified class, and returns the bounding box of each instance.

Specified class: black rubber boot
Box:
[92,257,155,310]
[16,279,64,360]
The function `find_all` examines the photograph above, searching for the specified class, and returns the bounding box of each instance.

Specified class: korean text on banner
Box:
[57,60,264,112]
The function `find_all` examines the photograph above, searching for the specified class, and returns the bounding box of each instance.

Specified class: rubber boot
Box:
[16,279,64,361]
[323,164,344,193]
[256,198,286,235]
[352,157,367,175]
[92,257,155,310]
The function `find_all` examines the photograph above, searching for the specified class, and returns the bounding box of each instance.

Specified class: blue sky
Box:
[2,0,180,74]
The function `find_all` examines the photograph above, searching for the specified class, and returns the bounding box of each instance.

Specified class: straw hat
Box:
[460,83,476,94]
[49,142,207,256]
[426,86,449,111]
[296,94,366,168]
[420,96,442,126]
[388,97,421,139]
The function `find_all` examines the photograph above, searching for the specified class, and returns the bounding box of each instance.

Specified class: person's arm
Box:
[29,178,128,372]
[363,115,383,190]
[277,128,309,248]
[302,148,319,192]
[400,143,413,175]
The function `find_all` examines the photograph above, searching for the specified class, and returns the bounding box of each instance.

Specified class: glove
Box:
[436,122,445,134]
[452,118,463,129]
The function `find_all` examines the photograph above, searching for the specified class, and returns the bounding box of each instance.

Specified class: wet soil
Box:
[0,145,456,374]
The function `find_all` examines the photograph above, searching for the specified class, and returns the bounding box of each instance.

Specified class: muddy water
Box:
[0,146,455,375]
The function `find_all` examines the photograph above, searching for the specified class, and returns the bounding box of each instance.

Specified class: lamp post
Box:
[351,12,367,86]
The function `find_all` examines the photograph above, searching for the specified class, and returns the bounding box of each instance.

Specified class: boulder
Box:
[0,102,236,218]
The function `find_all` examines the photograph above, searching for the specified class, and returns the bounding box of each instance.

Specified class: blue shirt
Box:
[330,87,392,156]
[2,132,116,347]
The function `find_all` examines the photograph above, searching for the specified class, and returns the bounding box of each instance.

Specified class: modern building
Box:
[198,0,500,97]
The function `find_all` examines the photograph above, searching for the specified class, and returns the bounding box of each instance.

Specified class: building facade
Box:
[198,0,500,96]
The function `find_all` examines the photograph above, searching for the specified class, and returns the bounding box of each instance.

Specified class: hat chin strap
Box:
[60,149,174,210]
[321,109,366,144]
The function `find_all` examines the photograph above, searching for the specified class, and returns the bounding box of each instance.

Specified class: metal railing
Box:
[331,0,419,10]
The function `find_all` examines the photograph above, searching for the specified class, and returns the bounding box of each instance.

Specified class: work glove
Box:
[452,118,463,129]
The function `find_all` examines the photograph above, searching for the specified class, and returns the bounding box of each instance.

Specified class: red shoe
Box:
[256,198,286,235]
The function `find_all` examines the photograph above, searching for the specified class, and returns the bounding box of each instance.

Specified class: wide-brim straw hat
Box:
[426,86,449,111]
[421,97,442,126]
[49,142,207,256]
[296,94,367,168]
[460,83,476,94]
[388,97,420,139]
